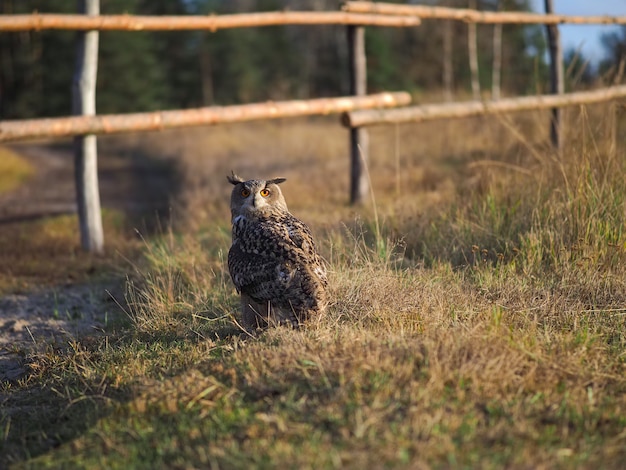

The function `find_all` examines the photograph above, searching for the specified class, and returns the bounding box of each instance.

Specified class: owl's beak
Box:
[253,193,267,209]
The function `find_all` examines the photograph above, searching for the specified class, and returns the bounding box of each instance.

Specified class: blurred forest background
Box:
[1,0,626,119]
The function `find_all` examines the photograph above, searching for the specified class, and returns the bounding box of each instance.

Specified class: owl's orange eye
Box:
[260,189,270,197]
[241,189,250,197]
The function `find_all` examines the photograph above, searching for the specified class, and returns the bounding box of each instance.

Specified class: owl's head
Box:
[227,172,288,218]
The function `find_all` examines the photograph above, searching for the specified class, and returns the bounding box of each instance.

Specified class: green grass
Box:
[3,109,626,468]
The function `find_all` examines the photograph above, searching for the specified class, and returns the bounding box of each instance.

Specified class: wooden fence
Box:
[343,2,626,25]
[342,86,626,127]
[2,1,626,252]
[0,93,412,142]
[0,11,420,31]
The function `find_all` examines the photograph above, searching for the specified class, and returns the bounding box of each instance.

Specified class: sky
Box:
[528,0,626,65]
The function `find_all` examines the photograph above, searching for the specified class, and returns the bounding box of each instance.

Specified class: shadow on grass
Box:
[1,360,133,466]
[0,140,181,233]
[0,140,183,290]
[0,139,185,466]
[1,311,247,467]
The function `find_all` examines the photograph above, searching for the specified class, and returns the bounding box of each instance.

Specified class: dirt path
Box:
[0,143,178,223]
[0,143,179,381]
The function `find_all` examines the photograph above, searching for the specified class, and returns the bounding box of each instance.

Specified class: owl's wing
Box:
[228,243,283,296]
[228,213,326,303]
[280,214,319,258]
[278,214,327,284]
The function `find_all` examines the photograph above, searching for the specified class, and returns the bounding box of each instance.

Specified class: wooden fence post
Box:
[347,24,369,205]
[72,0,103,253]
[442,20,454,102]
[492,22,502,99]
[544,0,564,150]
[468,0,481,100]
[491,2,502,100]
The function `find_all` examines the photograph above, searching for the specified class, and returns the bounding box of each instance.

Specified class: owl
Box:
[227,172,327,331]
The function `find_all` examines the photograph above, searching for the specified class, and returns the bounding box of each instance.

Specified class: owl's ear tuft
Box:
[267,177,287,186]
[227,172,245,185]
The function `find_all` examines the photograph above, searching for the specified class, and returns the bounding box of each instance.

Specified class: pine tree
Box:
[599,27,626,84]
[96,0,168,113]
[0,0,75,118]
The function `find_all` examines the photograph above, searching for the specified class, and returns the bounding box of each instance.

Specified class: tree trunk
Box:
[199,33,214,106]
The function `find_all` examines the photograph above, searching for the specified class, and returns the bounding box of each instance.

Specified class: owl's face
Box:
[228,173,288,218]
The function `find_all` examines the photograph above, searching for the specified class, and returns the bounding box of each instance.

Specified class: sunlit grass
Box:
[3,106,626,468]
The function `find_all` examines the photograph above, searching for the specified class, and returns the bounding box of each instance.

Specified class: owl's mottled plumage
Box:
[227,172,327,330]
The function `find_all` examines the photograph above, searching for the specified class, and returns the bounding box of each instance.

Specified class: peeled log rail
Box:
[0,92,411,142]
[342,86,626,128]
[0,11,419,32]
[343,1,626,25]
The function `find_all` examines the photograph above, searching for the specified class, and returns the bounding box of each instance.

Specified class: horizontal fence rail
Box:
[342,86,626,127]
[0,92,411,142]
[0,11,420,32]
[343,1,626,25]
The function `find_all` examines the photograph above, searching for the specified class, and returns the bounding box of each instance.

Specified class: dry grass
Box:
[0,146,33,194]
[3,106,626,468]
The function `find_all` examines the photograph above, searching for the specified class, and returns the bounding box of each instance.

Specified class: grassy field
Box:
[2,106,626,468]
